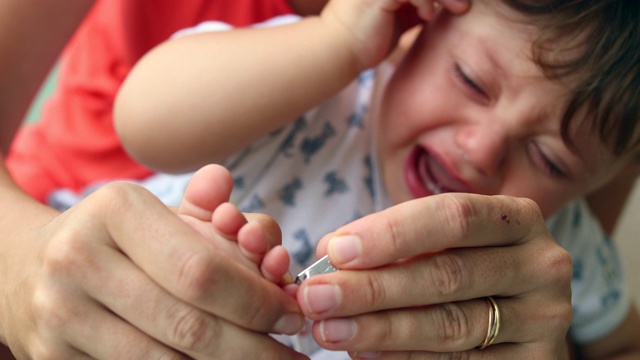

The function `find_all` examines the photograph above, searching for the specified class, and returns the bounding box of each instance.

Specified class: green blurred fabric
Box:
[25,66,59,124]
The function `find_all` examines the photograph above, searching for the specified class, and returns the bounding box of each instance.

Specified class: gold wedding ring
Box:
[478,296,501,350]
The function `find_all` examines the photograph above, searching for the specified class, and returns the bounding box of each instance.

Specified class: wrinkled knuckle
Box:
[91,181,152,214]
[176,253,219,302]
[91,181,133,206]
[380,215,404,255]
[369,312,394,345]
[28,346,48,360]
[27,308,77,359]
[440,195,475,244]
[555,250,573,286]
[429,252,466,297]
[433,303,472,347]
[43,232,89,278]
[363,273,388,308]
[168,306,218,352]
[541,246,573,288]
[32,288,66,330]
[534,247,573,333]
[546,301,573,334]
[29,343,66,360]
[558,304,574,332]
[241,291,275,330]
[518,197,543,218]
[94,180,144,199]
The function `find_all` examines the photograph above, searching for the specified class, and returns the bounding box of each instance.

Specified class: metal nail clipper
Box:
[294,255,338,284]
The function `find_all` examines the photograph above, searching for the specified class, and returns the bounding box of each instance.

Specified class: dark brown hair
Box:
[502,0,639,158]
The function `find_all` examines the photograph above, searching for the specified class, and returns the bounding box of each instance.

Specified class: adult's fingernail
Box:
[319,318,356,343]
[303,284,341,314]
[273,313,305,335]
[328,235,362,265]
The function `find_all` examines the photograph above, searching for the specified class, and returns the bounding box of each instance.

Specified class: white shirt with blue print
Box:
[547,199,630,344]
[221,62,388,356]
[46,15,631,358]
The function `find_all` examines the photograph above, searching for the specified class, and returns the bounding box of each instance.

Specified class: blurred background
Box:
[614,183,640,309]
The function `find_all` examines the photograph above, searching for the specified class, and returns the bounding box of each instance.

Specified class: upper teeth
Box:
[427,181,443,195]
[419,153,444,194]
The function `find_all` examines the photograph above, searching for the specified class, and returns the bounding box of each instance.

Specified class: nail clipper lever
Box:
[295,255,338,284]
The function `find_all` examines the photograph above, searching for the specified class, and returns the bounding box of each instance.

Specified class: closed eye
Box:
[454,63,486,97]
[540,155,566,178]
[528,142,568,179]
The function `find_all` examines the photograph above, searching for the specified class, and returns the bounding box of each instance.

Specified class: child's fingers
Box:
[409,0,470,21]
[410,0,437,20]
[437,0,471,14]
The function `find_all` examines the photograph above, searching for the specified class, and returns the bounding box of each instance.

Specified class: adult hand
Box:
[1,178,306,359]
[299,194,573,358]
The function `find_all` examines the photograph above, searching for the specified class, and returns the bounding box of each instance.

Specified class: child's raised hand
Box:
[320,0,470,70]
[177,164,291,286]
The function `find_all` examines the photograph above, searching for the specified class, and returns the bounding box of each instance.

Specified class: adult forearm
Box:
[0,0,94,153]
[0,162,58,346]
[0,0,92,344]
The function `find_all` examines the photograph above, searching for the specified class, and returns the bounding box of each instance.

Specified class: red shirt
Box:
[8,0,293,202]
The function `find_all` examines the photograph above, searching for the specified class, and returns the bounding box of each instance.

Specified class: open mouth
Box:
[404,146,469,198]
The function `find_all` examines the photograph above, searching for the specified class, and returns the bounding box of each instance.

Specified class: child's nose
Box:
[455,124,507,176]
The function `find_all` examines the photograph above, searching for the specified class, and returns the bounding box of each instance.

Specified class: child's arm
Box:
[114,0,469,174]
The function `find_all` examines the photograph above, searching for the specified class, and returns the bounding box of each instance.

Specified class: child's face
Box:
[376,2,627,218]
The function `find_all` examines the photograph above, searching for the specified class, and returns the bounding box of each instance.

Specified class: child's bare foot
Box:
[178,164,291,284]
